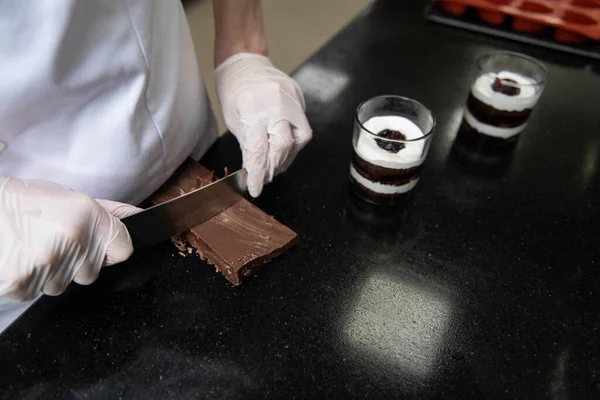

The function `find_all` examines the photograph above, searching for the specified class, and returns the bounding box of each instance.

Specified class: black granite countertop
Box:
[2,1,600,398]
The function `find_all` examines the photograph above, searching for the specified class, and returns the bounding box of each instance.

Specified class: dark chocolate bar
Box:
[149,159,298,285]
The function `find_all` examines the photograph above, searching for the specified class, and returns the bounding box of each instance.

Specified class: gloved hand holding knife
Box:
[0,0,312,305]
[0,177,140,301]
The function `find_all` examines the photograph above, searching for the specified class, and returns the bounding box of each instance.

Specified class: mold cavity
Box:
[562,10,596,25]
[520,1,553,13]
[571,0,600,9]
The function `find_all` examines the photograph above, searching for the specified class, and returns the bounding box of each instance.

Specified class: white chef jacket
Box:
[0,0,218,332]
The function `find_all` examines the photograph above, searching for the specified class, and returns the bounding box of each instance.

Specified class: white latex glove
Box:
[0,177,141,301]
[215,53,312,197]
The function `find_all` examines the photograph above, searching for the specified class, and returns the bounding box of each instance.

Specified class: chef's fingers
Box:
[43,241,84,294]
[275,108,312,175]
[101,214,135,267]
[0,262,48,301]
[275,128,312,176]
[96,199,142,219]
[43,261,80,295]
[291,114,313,153]
[241,124,269,198]
[93,199,138,266]
[267,121,294,180]
[72,260,102,286]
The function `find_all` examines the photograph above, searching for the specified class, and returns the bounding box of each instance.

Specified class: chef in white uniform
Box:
[0,0,312,332]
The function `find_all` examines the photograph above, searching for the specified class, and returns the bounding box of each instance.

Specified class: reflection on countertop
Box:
[343,269,452,381]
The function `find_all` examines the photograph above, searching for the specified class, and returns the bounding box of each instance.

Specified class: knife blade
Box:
[122,169,247,251]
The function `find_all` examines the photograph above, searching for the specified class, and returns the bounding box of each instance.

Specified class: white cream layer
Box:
[350,165,418,194]
[464,110,526,139]
[355,116,426,169]
[471,71,540,112]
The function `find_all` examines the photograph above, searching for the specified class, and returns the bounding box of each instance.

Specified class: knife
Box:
[122,169,248,251]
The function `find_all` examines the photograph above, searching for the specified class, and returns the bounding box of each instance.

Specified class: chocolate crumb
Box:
[171,236,188,253]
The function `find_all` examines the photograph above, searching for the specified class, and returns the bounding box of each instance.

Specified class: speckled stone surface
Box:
[1,1,600,398]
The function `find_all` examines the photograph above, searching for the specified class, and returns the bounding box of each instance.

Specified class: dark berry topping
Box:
[375,129,406,153]
[491,77,520,96]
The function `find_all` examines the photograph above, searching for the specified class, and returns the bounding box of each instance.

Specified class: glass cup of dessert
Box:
[458,52,547,152]
[350,95,436,206]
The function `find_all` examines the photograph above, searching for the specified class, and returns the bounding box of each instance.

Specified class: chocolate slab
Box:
[186,202,298,285]
[149,159,298,285]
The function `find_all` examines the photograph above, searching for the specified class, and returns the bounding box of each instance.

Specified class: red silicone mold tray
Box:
[437,0,600,43]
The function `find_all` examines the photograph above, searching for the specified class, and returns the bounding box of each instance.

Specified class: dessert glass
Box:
[459,52,547,151]
[350,95,435,206]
